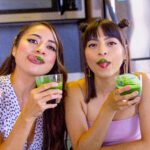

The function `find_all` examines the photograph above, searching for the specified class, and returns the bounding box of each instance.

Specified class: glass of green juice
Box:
[36,74,63,103]
[115,73,142,100]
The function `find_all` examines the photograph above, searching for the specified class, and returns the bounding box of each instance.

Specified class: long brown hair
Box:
[0,22,68,150]
[80,18,131,103]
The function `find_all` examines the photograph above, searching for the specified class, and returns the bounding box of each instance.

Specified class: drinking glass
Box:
[115,73,142,100]
[36,74,63,103]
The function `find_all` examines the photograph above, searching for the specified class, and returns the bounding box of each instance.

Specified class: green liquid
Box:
[50,82,63,90]
[36,78,63,90]
[120,85,141,97]
[115,74,142,99]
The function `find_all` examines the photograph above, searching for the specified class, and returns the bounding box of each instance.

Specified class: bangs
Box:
[101,22,122,43]
[82,20,123,49]
[83,22,99,48]
[86,27,98,42]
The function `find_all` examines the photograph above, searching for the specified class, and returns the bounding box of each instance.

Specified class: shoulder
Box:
[0,74,11,103]
[134,72,150,104]
[0,75,11,87]
[133,72,150,86]
[134,72,150,85]
[65,78,86,104]
[66,78,86,94]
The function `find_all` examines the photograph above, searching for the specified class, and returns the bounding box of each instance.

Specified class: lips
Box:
[27,55,44,64]
[96,58,110,68]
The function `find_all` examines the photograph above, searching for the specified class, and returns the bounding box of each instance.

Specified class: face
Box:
[12,24,57,76]
[85,27,126,78]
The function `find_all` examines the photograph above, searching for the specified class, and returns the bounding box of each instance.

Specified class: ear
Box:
[12,46,17,57]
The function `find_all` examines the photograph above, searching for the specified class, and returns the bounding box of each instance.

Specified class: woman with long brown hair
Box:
[65,18,150,150]
[0,21,67,150]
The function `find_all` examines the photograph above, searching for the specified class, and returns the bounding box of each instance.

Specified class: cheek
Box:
[47,53,56,66]
[85,50,93,62]
[112,51,124,67]
[16,42,31,56]
[50,56,56,65]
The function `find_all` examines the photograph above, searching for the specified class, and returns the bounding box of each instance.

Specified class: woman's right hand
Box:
[105,85,141,112]
[21,82,62,121]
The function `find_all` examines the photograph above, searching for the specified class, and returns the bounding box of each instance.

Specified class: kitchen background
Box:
[0,0,149,82]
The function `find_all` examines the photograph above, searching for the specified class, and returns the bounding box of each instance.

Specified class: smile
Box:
[27,55,45,64]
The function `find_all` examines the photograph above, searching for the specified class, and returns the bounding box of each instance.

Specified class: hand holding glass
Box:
[115,73,142,100]
[36,74,63,104]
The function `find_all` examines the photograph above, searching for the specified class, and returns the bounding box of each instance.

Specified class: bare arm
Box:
[65,81,139,150]
[100,73,150,150]
[0,82,62,150]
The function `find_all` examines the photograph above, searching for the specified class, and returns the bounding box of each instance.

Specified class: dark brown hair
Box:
[0,22,68,150]
[80,18,131,103]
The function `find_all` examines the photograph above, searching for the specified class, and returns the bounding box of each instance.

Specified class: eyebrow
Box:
[89,36,114,41]
[29,34,56,45]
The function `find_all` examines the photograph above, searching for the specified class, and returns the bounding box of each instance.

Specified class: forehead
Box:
[23,24,55,40]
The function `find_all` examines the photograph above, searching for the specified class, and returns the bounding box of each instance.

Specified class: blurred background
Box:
[0,0,149,82]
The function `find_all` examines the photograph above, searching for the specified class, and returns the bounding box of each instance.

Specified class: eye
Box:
[107,41,117,46]
[47,45,56,52]
[27,39,38,44]
[88,43,97,48]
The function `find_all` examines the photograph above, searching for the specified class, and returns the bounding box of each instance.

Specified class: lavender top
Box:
[76,79,141,146]
[88,113,141,146]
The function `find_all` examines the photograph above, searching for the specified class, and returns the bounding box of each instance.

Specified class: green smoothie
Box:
[115,74,142,99]
[36,76,63,90]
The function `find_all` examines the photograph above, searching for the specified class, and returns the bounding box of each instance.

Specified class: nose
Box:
[97,43,107,56]
[36,43,45,55]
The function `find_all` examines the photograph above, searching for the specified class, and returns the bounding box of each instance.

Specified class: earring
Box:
[85,66,91,77]
[123,59,128,73]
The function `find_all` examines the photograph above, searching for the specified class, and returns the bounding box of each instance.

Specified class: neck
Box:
[11,69,36,103]
[94,74,118,95]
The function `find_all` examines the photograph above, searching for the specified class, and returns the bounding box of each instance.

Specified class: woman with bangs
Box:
[0,22,67,150]
[65,18,150,150]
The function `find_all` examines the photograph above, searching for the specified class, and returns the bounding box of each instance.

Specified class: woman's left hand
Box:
[105,85,141,111]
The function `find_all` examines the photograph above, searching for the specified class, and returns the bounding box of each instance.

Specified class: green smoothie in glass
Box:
[36,74,63,103]
[115,73,142,99]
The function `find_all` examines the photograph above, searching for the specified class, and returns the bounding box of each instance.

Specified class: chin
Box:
[27,68,50,76]
[96,71,115,79]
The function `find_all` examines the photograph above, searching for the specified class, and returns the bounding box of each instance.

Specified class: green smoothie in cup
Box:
[36,74,63,90]
[36,74,63,104]
[36,77,62,90]
[115,73,142,99]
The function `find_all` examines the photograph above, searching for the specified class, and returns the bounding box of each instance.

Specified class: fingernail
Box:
[52,82,58,86]
[126,86,131,90]
[135,97,140,101]
[56,99,59,103]
[122,99,127,102]
[134,91,138,95]
[53,104,57,108]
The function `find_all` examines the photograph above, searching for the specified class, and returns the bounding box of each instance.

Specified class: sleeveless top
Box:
[77,80,141,146]
[0,75,43,150]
